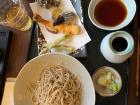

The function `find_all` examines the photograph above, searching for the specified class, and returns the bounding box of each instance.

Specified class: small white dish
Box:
[88,0,136,30]
[92,66,122,97]
[14,53,95,105]
[100,31,134,63]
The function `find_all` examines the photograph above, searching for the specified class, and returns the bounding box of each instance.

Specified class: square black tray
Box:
[0,30,11,102]
[28,0,135,105]
[80,0,133,105]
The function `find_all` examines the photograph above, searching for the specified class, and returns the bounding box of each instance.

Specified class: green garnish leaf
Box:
[39,35,71,54]
[108,80,120,92]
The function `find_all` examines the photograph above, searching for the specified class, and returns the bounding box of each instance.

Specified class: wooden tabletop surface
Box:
[3,0,140,105]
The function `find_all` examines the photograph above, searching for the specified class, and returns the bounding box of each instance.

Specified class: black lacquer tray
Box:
[28,0,135,105]
[0,30,11,101]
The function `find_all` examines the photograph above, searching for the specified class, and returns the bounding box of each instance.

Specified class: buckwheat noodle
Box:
[29,64,82,105]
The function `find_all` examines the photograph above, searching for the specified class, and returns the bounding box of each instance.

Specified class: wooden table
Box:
[3,0,140,105]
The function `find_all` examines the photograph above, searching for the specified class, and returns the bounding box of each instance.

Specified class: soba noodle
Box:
[29,64,82,105]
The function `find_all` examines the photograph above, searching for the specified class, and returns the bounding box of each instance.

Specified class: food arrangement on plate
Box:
[14,54,95,105]
[28,64,82,105]
[13,0,137,105]
[34,12,80,35]
[92,66,122,97]
[30,0,91,54]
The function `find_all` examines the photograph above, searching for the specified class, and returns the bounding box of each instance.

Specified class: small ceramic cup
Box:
[100,31,134,64]
[92,66,122,97]
[88,0,136,30]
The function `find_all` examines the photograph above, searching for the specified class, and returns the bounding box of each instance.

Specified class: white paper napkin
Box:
[30,1,91,51]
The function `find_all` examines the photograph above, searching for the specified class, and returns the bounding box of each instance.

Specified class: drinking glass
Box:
[0,0,32,31]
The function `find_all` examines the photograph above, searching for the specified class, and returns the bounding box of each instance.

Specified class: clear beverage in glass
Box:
[0,0,32,31]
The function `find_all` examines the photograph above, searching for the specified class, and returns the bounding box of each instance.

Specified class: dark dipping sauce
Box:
[94,0,127,27]
[112,37,128,52]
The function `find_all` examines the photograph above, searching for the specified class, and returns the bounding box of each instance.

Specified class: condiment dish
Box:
[88,0,136,30]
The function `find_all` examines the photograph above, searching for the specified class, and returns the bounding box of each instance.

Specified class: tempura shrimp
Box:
[34,14,80,35]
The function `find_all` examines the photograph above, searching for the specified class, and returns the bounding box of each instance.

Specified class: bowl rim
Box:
[92,66,122,97]
[88,0,137,30]
[14,53,96,105]
[108,31,134,55]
